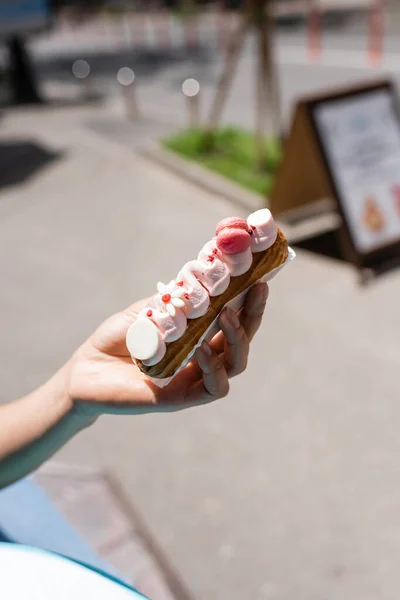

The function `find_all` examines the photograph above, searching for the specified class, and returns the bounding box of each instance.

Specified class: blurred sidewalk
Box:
[1,101,400,600]
[32,0,374,57]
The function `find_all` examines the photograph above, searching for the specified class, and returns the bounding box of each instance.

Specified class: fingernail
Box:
[226,308,240,329]
[259,282,268,303]
[201,341,212,356]
[195,347,210,374]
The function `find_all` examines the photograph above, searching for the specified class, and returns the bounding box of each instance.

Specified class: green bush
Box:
[163,127,282,197]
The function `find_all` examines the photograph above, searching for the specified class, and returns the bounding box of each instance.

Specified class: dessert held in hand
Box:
[126,209,289,379]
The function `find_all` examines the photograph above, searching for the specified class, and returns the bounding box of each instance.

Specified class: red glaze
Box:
[216,227,251,255]
[162,293,171,303]
[177,281,184,287]
[146,309,153,317]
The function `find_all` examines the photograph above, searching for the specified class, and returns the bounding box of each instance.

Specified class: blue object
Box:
[0,1,51,36]
[0,477,120,577]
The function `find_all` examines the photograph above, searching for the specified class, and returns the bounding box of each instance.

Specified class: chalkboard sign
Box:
[270,80,400,271]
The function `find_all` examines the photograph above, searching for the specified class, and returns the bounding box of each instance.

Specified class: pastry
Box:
[126,209,289,379]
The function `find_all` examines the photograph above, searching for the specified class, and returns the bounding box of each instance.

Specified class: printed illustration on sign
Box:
[362,195,385,233]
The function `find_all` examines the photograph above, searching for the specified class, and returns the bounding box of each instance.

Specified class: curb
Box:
[138,141,265,214]
[35,463,194,600]
[139,142,341,245]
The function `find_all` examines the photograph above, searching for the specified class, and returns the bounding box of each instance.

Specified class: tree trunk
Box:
[181,0,198,50]
[204,0,281,160]
[264,0,281,139]
[254,0,267,171]
[204,1,251,148]
[253,0,282,171]
[8,36,42,105]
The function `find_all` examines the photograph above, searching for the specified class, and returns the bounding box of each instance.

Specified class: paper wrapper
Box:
[136,247,296,388]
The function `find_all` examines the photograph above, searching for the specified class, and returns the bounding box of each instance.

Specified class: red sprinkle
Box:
[184,293,190,299]
[162,293,171,303]
[177,281,184,287]
[146,309,153,317]
[212,247,219,255]
[207,255,215,262]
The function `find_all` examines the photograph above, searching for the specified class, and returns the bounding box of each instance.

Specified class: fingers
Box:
[240,282,268,342]
[189,341,230,403]
[90,296,153,356]
[109,284,267,409]
[218,307,249,377]
[209,281,268,357]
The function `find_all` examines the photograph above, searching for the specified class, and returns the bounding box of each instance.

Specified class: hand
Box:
[68,283,269,416]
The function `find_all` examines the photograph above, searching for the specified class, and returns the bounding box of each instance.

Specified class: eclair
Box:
[126,209,289,379]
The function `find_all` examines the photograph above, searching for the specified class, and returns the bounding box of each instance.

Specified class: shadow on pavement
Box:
[0,140,62,190]
[294,229,400,285]
[293,229,346,263]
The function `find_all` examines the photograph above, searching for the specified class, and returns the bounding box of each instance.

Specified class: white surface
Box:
[0,544,145,600]
[314,88,400,253]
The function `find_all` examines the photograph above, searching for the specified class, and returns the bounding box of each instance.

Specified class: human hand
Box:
[68,282,268,416]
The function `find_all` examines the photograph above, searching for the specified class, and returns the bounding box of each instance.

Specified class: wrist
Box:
[37,361,73,423]
[0,361,97,487]
[41,361,97,431]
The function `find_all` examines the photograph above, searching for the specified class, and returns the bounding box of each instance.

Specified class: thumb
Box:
[122,296,152,320]
[91,296,152,355]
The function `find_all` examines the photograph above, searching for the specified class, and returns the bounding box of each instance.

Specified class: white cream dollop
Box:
[247,209,277,253]
[126,209,279,366]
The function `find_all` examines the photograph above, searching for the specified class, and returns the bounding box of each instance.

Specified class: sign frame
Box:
[306,79,400,270]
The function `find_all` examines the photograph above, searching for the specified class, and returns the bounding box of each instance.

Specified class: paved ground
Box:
[35,462,191,600]
[1,99,400,600]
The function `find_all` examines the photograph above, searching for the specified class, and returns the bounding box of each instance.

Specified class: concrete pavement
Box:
[1,102,400,600]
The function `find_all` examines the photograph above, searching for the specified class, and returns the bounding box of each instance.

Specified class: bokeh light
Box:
[117,67,135,86]
[182,78,200,97]
[72,60,90,79]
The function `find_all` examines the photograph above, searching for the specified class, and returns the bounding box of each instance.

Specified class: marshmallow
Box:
[126,318,166,362]
[247,209,277,253]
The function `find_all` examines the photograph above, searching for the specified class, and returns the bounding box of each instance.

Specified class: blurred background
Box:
[2,1,400,599]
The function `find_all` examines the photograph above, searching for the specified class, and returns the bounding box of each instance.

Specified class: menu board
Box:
[313,87,400,256]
